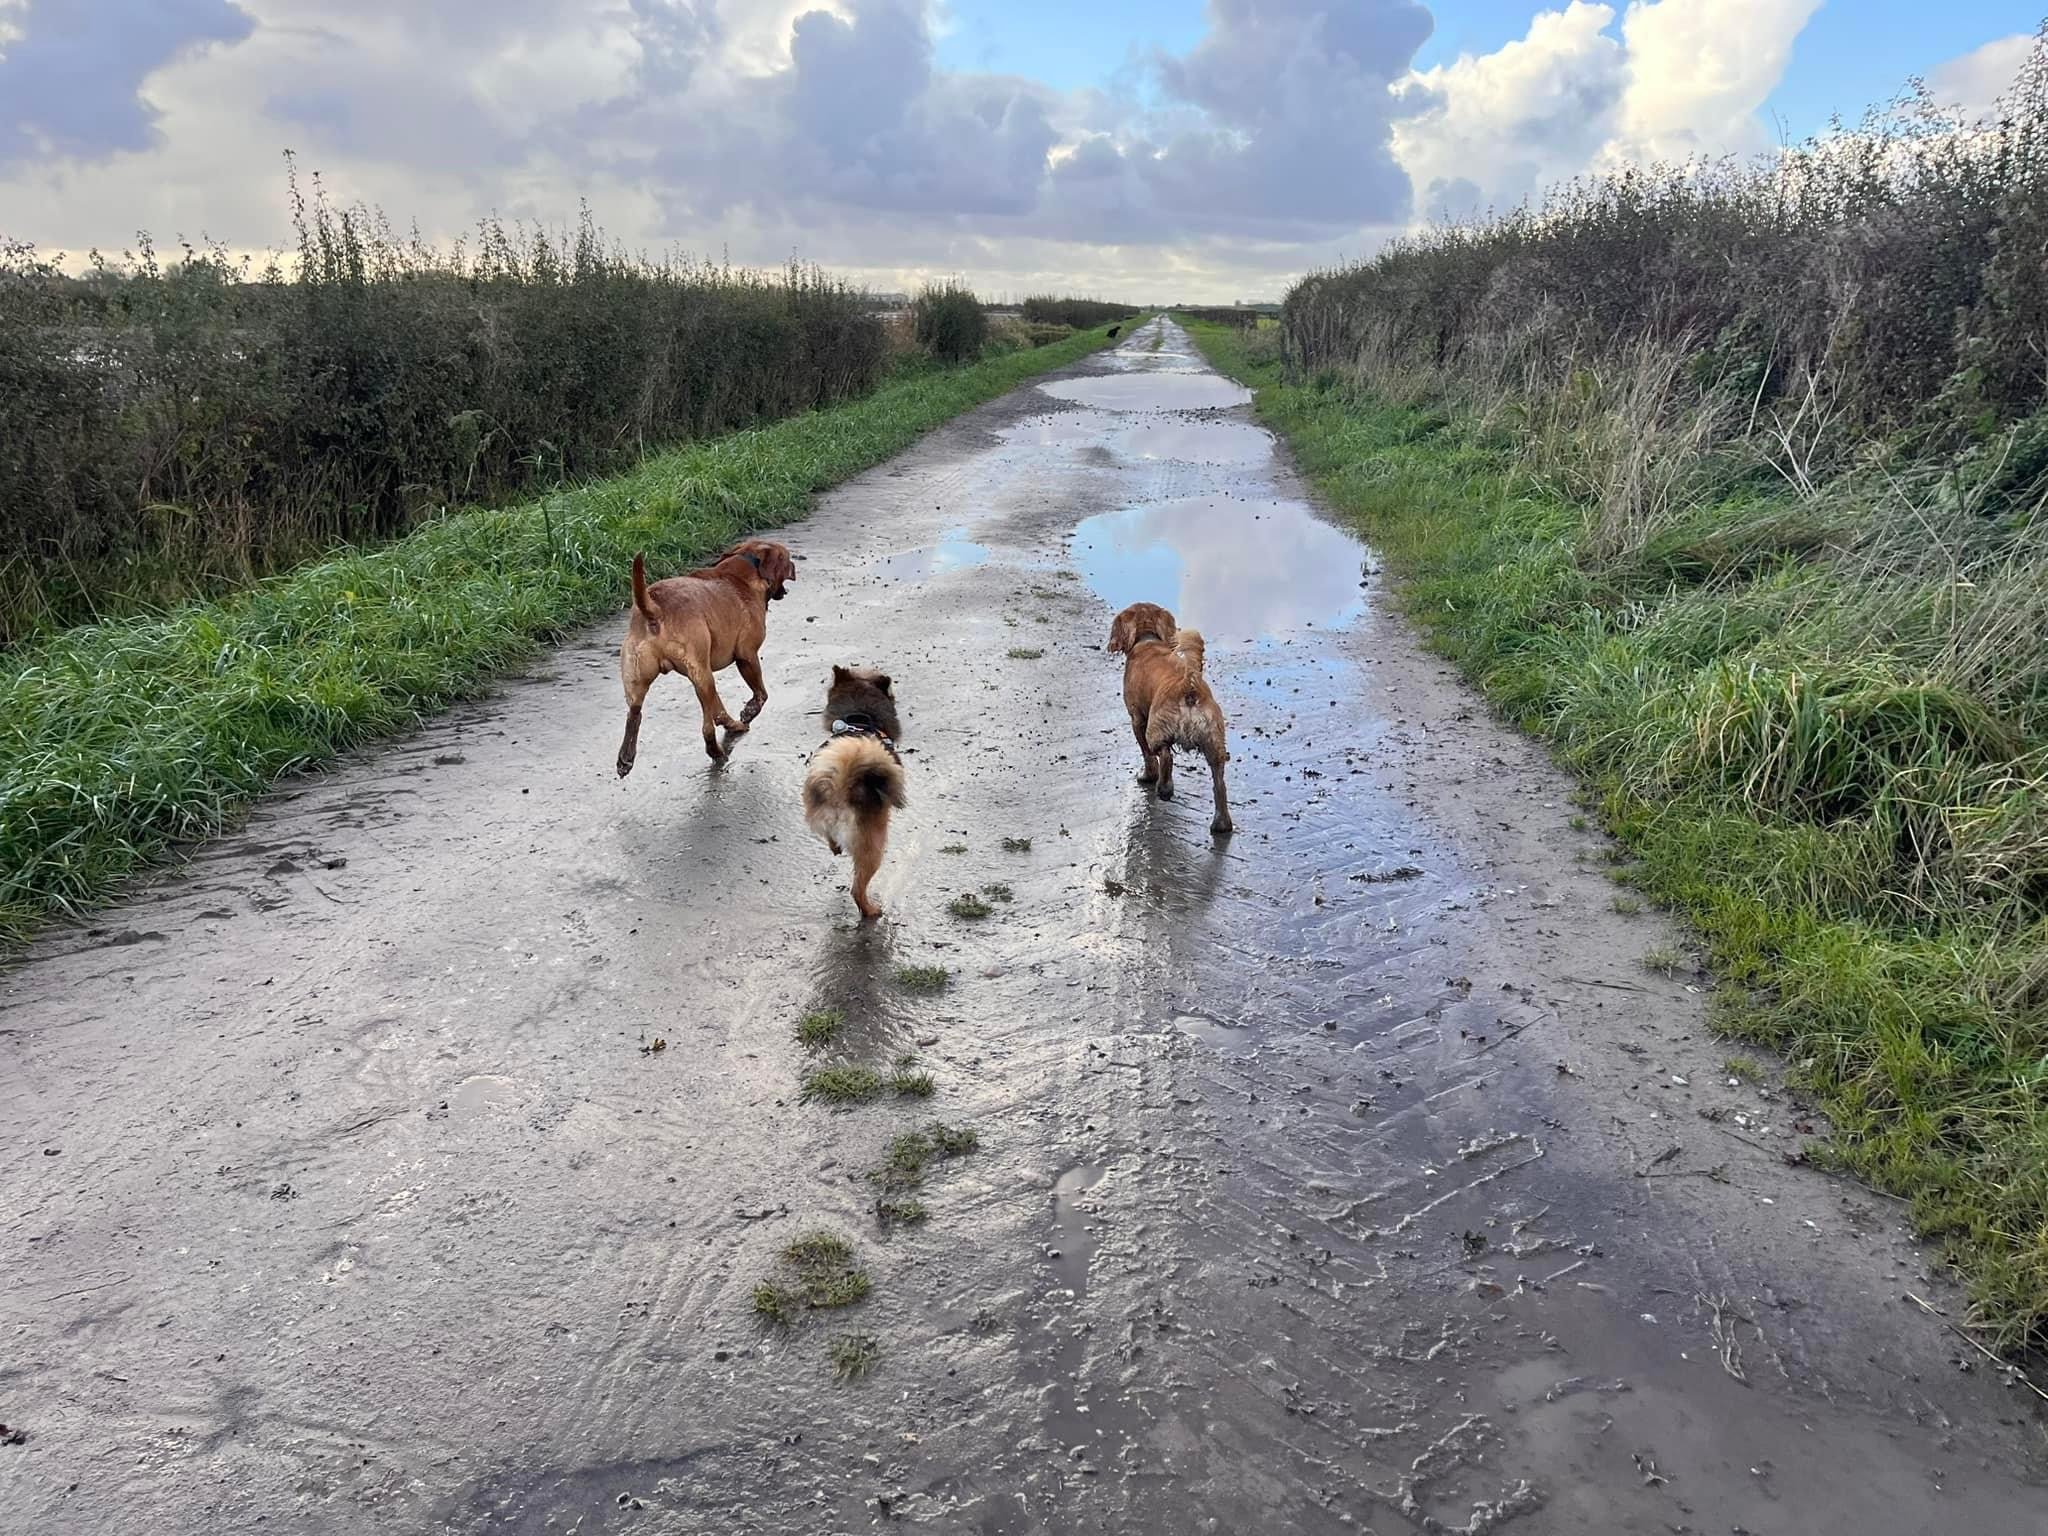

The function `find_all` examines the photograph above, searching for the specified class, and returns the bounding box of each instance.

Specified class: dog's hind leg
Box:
[735,650,768,726]
[1129,710,1158,785]
[849,813,889,920]
[1205,746,1233,836]
[1150,733,1176,800]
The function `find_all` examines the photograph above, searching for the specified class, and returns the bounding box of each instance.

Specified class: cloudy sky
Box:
[1,1,2040,300]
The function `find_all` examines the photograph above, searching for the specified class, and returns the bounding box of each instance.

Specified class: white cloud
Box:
[1599,0,1822,165]
[1929,32,2036,120]
[1393,0,1823,222]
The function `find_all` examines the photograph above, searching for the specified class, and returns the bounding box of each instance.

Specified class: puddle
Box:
[998,412,1103,448]
[863,526,989,580]
[450,1074,517,1116]
[1037,374,1252,412]
[1174,1011,1251,1049]
[1107,419,1274,465]
[1071,495,1369,641]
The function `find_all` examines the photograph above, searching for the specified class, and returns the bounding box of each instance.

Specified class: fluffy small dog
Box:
[1106,601,1233,836]
[803,666,908,920]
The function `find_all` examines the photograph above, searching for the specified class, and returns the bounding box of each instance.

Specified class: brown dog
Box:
[616,539,796,774]
[1106,601,1233,836]
[803,667,907,920]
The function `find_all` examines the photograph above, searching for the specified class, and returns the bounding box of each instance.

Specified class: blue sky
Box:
[2,2,2043,300]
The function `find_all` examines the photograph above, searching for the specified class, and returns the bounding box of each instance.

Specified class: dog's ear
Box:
[873,673,892,696]
[831,664,850,683]
[769,545,795,586]
[1106,613,1130,653]
[1152,608,1178,643]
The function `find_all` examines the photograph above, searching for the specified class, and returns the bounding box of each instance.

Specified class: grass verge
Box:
[1184,318,2048,1350]
[0,329,1112,944]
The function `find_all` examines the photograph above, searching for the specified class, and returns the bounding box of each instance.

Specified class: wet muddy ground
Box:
[4,319,2045,1534]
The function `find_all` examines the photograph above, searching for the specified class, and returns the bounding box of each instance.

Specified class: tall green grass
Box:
[0,328,1112,944]
[1187,318,2048,1352]
[0,170,893,641]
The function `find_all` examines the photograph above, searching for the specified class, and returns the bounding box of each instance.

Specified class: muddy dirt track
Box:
[4,319,2045,1534]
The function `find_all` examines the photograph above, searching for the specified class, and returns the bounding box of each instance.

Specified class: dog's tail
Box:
[631,554,661,633]
[804,736,909,820]
[1174,630,1207,706]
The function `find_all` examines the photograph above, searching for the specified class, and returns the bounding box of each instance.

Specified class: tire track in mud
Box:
[2,320,2043,1535]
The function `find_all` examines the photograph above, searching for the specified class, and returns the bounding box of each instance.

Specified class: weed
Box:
[1725,1056,1764,1083]
[940,844,968,855]
[1571,816,1589,831]
[1007,647,1045,660]
[801,1065,882,1106]
[895,965,951,993]
[1640,945,1686,977]
[868,1121,982,1230]
[947,893,993,920]
[754,1231,872,1326]
[1000,836,1033,852]
[1611,895,1644,915]
[752,1281,802,1326]
[981,883,1014,902]
[796,1009,844,1050]
[889,1067,937,1099]
[828,1331,882,1380]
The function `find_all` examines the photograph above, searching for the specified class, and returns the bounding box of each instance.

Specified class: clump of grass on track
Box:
[1186,315,2048,1351]
[796,1009,844,1050]
[870,1121,981,1226]
[894,964,951,993]
[0,329,1113,945]
[752,1231,872,1325]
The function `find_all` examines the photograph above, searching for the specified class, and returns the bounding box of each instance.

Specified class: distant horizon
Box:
[2,2,2041,303]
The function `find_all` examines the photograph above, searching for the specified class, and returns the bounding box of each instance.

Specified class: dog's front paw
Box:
[616,755,635,778]
[1156,781,1175,801]
[740,700,765,724]
[703,739,727,762]
[1136,770,1157,785]
[1210,816,1234,836]
[722,718,750,735]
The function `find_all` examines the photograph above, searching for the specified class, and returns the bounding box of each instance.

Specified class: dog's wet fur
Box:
[803,666,908,920]
[615,539,796,773]
[1107,600,1233,836]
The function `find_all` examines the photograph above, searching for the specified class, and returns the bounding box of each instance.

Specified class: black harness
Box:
[823,711,901,764]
